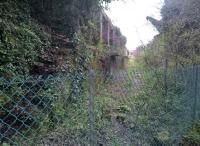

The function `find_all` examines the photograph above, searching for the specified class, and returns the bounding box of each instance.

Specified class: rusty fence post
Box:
[88,70,96,146]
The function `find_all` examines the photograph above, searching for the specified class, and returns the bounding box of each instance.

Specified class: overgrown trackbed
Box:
[1,67,199,145]
[94,71,146,145]
[92,68,199,146]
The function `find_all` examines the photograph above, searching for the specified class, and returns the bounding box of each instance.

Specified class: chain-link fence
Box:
[90,66,200,146]
[1,66,200,146]
[0,74,90,146]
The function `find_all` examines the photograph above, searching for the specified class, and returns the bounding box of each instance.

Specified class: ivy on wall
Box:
[0,0,50,76]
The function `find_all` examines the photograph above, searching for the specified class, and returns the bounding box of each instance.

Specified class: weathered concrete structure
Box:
[99,11,127,56]
[96,11,128,74]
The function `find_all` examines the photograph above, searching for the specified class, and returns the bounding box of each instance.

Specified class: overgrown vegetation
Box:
[1,0,200,145]
[0,0,50,76]
[182,119,200,146]
[134,0,200,145]
[0,0,126,145]
[139,0,200,68]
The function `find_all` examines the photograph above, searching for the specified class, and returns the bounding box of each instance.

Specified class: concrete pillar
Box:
[107,24,110,46]
[100,12,103,43]
[112,28,116,49]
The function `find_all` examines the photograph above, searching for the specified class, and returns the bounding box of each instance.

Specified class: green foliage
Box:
[67,33,90,101]
[135,1,200,143]
[183,119,200,145]
[117,104,131,113]
[137,0,200,69]
[2,143,10,146]
[0,0,49,76]
[105,133,122,146]
[130,69,194,145]
[95,94,114,127]
[0,0,126,145]
[0,0,30,23]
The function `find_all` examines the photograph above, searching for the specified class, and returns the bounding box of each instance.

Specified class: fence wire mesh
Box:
[0,74,90,146]
[1,66,200,146]
[89,66,200,146]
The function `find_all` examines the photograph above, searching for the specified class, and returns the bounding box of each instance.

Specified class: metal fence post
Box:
[164,58,168,96]
[88,70,96,146]
[59,80,69,112]
[193,66,198,121]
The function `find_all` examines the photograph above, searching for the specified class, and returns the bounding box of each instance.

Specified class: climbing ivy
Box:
[67,33,91,101]
[0,0,50,76]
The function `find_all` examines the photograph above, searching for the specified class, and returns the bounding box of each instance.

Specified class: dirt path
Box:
[97,70,146,145]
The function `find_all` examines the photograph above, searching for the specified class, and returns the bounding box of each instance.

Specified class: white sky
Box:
[105,0,164,51]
